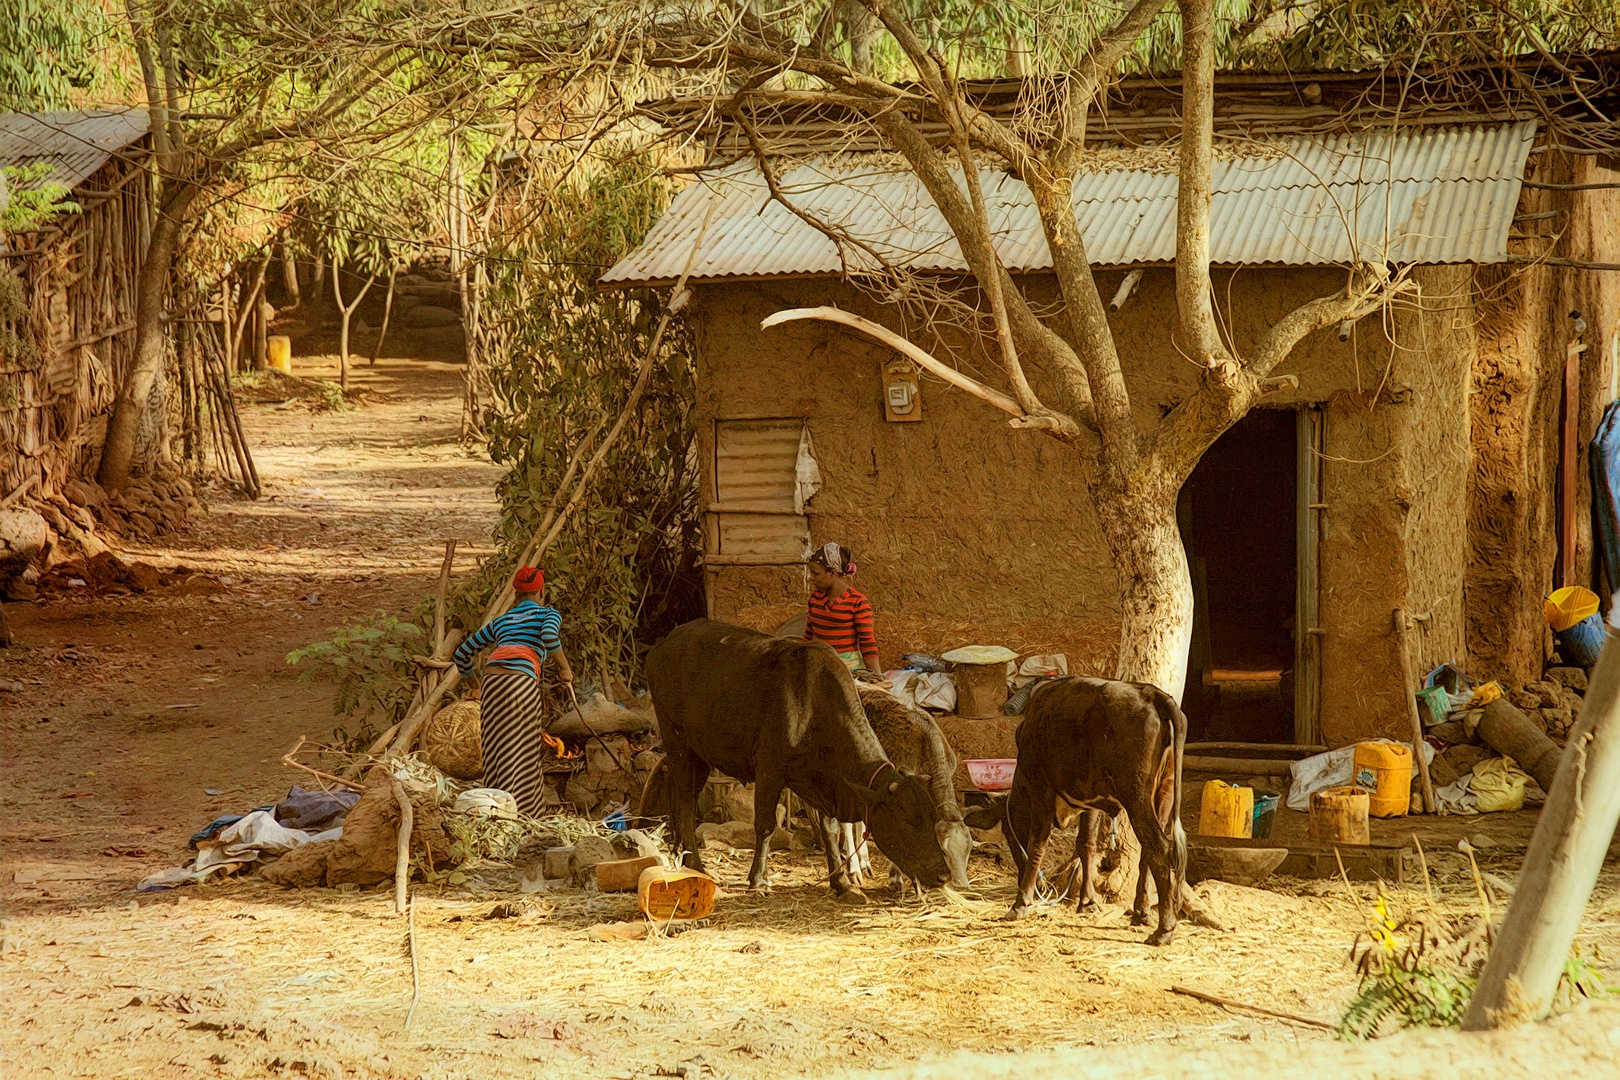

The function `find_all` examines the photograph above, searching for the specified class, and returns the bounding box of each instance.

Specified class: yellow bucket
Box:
[266,335,293,374]
[1544,586,1600,633]
[1353,741,1412,818]
[1197,780,1254,838]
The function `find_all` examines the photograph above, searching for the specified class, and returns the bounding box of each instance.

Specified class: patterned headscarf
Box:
[811,541,856,577]
[512,566,545,593]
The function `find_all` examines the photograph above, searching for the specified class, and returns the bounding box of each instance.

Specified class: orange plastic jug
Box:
[1353,741,1412,818]
[638,866,716,921]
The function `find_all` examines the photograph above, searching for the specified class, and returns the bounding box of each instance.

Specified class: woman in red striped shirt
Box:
[803,541,881,674]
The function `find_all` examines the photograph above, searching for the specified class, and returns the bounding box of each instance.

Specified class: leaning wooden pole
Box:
[1461,622,1620,1028]
[382,201,717,762]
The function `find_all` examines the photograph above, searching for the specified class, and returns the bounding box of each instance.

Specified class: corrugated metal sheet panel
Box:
[0,109,150,191]
[714,420,809,557]
[603,122,1535,284]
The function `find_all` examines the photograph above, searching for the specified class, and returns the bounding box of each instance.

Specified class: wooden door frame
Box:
[1295,406,1324,745]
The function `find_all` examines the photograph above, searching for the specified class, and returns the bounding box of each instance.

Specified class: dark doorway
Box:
[1179,409,1297,743]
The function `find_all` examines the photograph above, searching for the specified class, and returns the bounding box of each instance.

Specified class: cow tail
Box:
[1153,692,1188,905]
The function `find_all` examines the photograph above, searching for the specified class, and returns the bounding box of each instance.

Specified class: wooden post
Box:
[1462,623,1620,1028]
[1560,340,1587,587]
[1393,608,1436,813]
[433,539,456,651]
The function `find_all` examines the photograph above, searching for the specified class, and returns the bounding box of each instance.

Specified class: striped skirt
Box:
[479,670,547,817]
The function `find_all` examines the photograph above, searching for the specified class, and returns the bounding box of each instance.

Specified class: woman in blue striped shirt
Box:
[455,566,574,815]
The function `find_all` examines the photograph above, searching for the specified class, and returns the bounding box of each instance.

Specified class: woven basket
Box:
[423,699,483,780]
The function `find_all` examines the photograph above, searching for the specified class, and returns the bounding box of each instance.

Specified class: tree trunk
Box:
[311,252,326,304]
[1461,626,1620,1029]
[332,266,376,392]
[99,187,191,491]
[333,267,350,390]
[369,263,397,365]
[279,233,301,309]
[1097,484,1195,703]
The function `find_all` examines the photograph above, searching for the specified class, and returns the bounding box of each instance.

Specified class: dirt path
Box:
[3,350,1619,1080]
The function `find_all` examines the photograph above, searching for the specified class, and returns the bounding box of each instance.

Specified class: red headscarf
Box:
[512,566,545,594]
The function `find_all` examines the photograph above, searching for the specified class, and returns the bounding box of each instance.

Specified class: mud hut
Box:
[1,108,154,501]
[604,66,1620,750]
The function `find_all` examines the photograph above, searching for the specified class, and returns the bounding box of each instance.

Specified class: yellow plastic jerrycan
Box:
[267,335,293,374]
[1353,741,1412,818]
[1197,780,1254,838]
[1544,586,1600,632]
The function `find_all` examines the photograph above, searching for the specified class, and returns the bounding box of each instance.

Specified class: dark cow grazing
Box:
[1001,676,1187,945]
[833,687,971,892]
[644,619,951,899]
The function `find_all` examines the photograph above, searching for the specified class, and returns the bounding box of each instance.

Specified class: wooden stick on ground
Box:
[1393,608,1437,813]
[392,779,414,917]
[1169,985,1336,1031]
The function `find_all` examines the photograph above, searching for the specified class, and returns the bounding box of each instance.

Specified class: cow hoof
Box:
[748,881,772,895]
[835,888,869,906]
[1129,909,1151,927]
[1002,905,1030,922]
[1145,928,1175,946]
[1076,897,1099,914]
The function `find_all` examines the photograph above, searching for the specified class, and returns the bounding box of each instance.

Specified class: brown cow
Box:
[645,620,951,900]
[1001,676,1187,945]
[820,688,972,892]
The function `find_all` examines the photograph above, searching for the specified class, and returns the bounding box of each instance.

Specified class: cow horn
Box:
[887,780,900,794]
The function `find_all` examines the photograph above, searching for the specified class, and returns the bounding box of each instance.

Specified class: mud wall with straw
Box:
[2,152,151,500]
[690,266,1473,744]
[1467,152,1620,688]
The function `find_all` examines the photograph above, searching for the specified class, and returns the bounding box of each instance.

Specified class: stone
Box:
[0,508,50,580]
[1555,686,1583,713]
[585,734,632,776]
[400,304,460,328]
[1546,666,1588,693]
[1427,720,1470,745]
[1508,688,1541,711]
[126,563,162,593]
[632,750,662,773]
[1541,708,1574,739]
[126,512,157,539]
[62,478,106,509]
[696,820,756,848]
[542,846,574,880]
[1524,681,1559,709]
[570,836,618,885]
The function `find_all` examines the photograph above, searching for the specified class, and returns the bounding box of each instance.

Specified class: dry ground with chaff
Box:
[4,346,1620,1080]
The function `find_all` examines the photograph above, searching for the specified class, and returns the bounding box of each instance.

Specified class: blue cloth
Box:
[1591,401,1620,602]
[454,600,563,679]
[188,807,272,850]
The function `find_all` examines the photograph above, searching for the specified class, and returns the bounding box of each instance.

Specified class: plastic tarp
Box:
[883,670,957,713]
[1590,400,1620,602]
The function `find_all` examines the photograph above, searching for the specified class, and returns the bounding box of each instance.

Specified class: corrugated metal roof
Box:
[0,108,150,192]
[603,122,1535,284]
